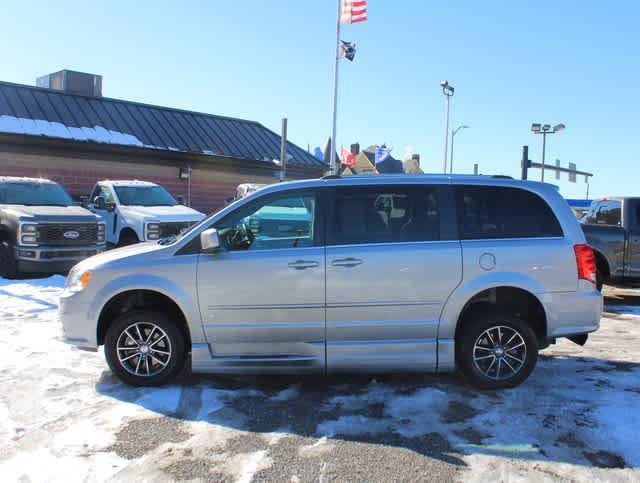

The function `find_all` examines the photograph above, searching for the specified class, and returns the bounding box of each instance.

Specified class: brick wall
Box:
[0,151,283,214]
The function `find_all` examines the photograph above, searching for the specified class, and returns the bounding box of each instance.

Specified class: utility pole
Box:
[521,145,529,180]
[279,118,288,182]
[440,80,454,173]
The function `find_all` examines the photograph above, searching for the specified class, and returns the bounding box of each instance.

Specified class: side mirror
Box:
[200,228,220,252]
[177,195,186,205]
[79,195,89,208]
[105,201,116,212]
[94,195,106,210]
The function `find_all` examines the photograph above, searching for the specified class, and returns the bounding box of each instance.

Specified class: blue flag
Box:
[313,147,324,160]
[374,146,391,164]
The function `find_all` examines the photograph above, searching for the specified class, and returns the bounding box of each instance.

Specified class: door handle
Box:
[331,257,363,267]
[288,260,319,270]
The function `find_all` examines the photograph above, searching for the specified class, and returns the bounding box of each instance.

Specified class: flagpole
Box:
[330,0,341,175]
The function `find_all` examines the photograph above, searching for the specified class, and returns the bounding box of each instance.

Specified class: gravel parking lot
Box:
[0,277,639,482]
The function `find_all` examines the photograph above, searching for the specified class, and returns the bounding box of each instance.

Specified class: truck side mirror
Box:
[105,201,116,212]
[79,195,89,208]
[177,195,186,205]
[200,228,220,252]
[94,195,107,210]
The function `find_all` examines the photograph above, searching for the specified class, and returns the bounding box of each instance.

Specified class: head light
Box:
[145,222,161,240]
[19,223,39,245]
[66,270,92,293]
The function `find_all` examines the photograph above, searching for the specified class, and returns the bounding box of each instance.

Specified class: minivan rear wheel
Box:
[457,312,538,389]
[104,310,186,386]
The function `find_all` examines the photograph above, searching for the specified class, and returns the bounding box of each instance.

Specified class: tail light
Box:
[574,244,596,284]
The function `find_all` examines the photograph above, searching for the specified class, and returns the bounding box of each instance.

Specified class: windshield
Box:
[114,185,177,206]
[0,182,74,206]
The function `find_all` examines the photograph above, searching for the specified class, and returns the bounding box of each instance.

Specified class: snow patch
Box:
[271,385,300,402]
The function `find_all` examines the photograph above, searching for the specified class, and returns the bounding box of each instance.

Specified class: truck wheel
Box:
[104,310,186,386]
[117,232,139,247]
[457,312,538,389]
[596,269,604,292]
[0,241,17,279]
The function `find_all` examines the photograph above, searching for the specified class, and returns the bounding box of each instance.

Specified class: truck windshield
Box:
[0,182,73,206]
[114,186,177,206]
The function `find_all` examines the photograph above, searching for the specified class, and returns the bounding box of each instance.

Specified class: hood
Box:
[118,204,205,221]
[1,204,101,223]
[72,240,167,273]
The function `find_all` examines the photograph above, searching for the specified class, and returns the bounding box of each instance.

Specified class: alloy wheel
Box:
[472,325,527,380]
[116,322,172,377]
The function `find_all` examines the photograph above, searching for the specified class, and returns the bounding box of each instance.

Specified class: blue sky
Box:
[1,0,639,199]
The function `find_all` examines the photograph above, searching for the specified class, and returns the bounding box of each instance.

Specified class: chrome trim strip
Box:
[327,338,437,347]
[327,301,439,308]
[205,322,324,329]
[207,303,324,310]
[326,319,438,328]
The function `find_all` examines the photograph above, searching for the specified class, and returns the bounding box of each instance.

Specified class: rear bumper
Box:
[544,288,603,338]
[15,244,105,274]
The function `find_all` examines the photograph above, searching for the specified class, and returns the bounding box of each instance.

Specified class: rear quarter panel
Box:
[581,223,626,279]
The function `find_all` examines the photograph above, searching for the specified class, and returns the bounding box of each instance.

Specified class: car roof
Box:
[255,174,554,195]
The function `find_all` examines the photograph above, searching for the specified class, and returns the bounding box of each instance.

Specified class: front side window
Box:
[92,185,114,204]
[114,185,177,207]
[0,182,73,206]
[331,186,440,245]
[456,186,563,239]
[214,190,318,251]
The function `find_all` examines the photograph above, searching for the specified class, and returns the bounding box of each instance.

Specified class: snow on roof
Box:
[100,179,158,187]
[0,176,55,184]
[0,80,326,170]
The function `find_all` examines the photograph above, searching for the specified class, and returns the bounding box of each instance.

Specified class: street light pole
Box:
[450,124,469,174]
[531,122,565,182]
[440,80,454,173]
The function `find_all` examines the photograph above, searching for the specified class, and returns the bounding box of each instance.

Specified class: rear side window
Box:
[331,186,440,245]
[595,200,622,226]
[456,186,563,240]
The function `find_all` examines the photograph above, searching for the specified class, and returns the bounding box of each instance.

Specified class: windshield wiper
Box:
[158,235,177,245]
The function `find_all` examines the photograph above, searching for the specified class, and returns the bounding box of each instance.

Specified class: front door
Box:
[626,199,640,279]
[325,184,462,372]
[197,189,325,372]
[89,184,118,245]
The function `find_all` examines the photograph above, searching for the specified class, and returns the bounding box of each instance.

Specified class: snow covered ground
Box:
[0,276,639,482]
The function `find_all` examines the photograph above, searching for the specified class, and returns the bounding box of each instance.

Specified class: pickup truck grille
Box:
[159,222,194,238]
[37,224,99,246]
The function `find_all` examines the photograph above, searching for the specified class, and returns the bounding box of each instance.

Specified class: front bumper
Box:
[15,244,106,274]
[59,289,98,350]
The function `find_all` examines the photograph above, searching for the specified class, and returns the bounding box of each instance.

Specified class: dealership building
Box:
[0,70,325,213]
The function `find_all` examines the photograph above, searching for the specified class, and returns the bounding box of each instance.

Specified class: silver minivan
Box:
[60,175,602,389]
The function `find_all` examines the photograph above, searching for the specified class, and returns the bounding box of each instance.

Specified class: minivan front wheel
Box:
[458,313,538,389]
[105,310,186,386]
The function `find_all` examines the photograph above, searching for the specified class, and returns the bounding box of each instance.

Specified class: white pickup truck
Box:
[87,180,205,246]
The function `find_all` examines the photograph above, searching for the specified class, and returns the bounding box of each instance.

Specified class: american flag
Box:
[340,0,367,24]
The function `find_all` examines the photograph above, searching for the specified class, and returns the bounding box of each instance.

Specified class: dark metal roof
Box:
[0,80,325,170]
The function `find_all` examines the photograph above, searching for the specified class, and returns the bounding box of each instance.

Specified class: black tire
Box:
[457,312,538,389]
[104,310,186,386]
[117,231,139,247]
[0,240,17,279]
[596,269,604,292]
